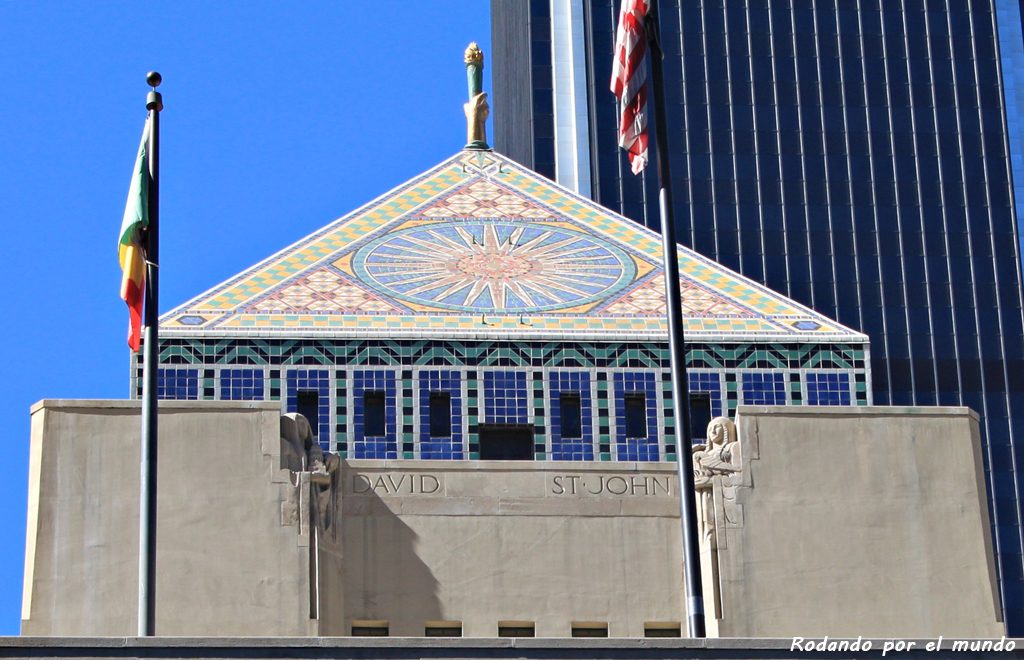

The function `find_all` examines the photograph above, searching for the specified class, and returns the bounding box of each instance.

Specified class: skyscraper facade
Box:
[492,0,1024,632]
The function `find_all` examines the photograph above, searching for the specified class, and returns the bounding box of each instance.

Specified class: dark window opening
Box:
[424,622,462,637]
[352,621,388,636]
[624,393,647,438]
[644,622,682,637]
[498,622,535,637]
[690,392,713,442]
[364,391,386,437]
[560,393,582,438]
[296,391,319,437]
[429,392,452,437]
[479,425,534,460]
[571,623,609,637]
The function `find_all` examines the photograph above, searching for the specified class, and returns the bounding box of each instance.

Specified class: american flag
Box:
[610,0,650,174]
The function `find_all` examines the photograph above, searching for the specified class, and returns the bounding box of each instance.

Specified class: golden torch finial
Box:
[465,42,484,66]
[464,42,489,150]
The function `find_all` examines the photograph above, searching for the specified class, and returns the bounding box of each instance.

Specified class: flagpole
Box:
[138,70,162,638]
[645,3,706,637]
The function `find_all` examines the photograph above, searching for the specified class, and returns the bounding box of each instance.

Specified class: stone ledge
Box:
[30,399,282,414]
[3,636,1018,659]
[736,404,978,420]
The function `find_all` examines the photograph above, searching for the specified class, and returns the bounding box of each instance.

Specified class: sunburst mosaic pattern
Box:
[352,221,636,312]
[161,150,868,342]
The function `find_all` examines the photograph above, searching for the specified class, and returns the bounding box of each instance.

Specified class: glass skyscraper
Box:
[492,0,1024,632]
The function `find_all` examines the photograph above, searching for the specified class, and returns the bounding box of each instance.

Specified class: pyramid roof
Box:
[162,150,867,343]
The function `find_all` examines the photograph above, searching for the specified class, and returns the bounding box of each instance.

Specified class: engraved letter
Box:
[552,476,565,495]
[387,474,407,493]
[630,475,650,495]
[606,476,628,495]
[652,476,670,495]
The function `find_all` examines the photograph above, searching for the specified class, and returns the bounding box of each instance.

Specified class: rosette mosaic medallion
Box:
[162,150,866,342]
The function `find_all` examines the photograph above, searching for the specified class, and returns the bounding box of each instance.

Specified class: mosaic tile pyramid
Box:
[162,150,867,342]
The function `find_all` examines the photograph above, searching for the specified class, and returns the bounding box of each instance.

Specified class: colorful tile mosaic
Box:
[613,372,660,461]
[484,371,529,424]
[145,338,870,461]
[285,369,331,449]
[806,372,853,406]
[160,150,867,342]
[420,179,551,219]
[146,148,874,463]
[157,368,198,400]
[220,368,265,400]
[418,371,464,460]
[352,370,398,459]
[741,372,787,405]
[549,372,594,461]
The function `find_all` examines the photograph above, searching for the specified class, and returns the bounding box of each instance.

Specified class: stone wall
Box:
[321,461,685,636]
[22,400,316,636]
[714,405,1003,637]
[21,401,1003,638]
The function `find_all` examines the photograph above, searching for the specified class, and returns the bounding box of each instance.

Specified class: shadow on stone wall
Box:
[317,469,442,636]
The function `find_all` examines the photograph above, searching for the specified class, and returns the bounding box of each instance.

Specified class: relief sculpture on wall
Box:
[281,413,340,530]
[693,416,742,548]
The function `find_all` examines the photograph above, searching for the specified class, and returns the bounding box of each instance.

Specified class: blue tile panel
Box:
[689,371,723,417]
[418,370,463,460]
[484,371,529,424]
[149,339,867,462]
[220,368,265,400]
[613,372,659,461]
[683,371,724,445]
[807,373,852,406]
[157,368,199,400]
[549,371,593,461]
[353,370,397,459]
[286,369,331,450]
[741,372,786,405]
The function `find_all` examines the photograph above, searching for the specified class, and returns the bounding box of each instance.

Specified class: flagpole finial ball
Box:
[146,71,162,88]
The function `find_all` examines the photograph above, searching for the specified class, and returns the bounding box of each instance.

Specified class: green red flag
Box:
[119,120,150,351]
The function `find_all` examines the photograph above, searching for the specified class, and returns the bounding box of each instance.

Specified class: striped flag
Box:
[610,0,650,174]
[119,120,150,351]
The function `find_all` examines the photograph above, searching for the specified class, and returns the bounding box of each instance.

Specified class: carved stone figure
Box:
[280,413,337,481]
[280,413,340,526]
[693,416,740,485]
[693,416,741,545]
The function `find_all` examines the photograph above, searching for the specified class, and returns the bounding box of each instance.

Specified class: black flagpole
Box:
[138,71,162,637]
[645,3,706,637]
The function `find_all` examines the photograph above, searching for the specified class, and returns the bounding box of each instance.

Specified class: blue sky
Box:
[0,2,490,634]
